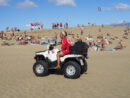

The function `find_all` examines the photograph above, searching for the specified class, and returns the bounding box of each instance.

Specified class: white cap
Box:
[61,31,66,36]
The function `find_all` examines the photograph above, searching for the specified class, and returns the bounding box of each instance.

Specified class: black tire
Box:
[81,60,88,74]
[63,61,81,79]
[33,60,48,77]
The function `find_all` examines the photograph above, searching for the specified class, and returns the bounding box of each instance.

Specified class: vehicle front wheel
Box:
[63,61,81,79]
[33,60,48,77]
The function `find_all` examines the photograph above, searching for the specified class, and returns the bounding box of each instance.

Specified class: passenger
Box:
[54,31,71,69]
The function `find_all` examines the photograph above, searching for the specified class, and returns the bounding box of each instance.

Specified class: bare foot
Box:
[54,66,61,69]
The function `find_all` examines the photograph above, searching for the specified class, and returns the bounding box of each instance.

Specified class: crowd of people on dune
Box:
[52,22,68,29]
[0,26,129,52]
[85,30,129,51]
[0,30,59,46]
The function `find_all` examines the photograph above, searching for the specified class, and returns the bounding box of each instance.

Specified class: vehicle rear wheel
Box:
[63,61,81,79]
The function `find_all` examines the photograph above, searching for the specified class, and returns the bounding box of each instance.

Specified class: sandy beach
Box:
[0,26,130,98]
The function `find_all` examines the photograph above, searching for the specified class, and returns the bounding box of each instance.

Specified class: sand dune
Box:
[0,26,130,98]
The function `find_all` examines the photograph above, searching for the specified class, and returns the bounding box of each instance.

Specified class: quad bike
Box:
[33,44,88,79]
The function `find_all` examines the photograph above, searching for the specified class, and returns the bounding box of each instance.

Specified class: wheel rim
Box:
[66,65,76,76]
[36,64,44,74]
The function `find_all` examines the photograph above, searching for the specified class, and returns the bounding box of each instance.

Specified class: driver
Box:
[54,31,71,69]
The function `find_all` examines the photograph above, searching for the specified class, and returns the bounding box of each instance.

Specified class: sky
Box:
[0,0,130,30]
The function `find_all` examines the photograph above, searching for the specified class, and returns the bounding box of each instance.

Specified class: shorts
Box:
[62,50,70,55]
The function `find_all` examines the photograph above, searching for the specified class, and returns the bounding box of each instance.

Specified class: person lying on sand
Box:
[122,36,128,39]
[117,40,124,49]
[91,41,101,51]
[104,40,125,51]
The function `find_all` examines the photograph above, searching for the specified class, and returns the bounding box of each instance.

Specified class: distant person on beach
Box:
[64,22,68,29]
[66,23,68,28]
[100,38,106,49]
[40,24,44,29]
[56,23,59,29]
[75,34,83,42]
[117,40,124,49]
[60,23,62,28]
[0,31,4,39]
[54,32,58,44]
[54,31,71,69]
[80,26,84,35]
[6,27,9,32]
[99,28,101,33]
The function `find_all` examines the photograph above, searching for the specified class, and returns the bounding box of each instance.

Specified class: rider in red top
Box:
[54,31,71,69]
[61,36,71,55]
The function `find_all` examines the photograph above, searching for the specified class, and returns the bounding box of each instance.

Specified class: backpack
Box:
[70,41,89,57]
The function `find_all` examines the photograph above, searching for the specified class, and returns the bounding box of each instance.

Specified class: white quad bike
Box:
[33,44,88,79]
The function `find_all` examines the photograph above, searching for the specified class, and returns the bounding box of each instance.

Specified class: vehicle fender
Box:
[34,55,46,61]
[62,57,83,67]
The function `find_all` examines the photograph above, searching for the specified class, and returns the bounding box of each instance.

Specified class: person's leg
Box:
[54,51,64,69]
